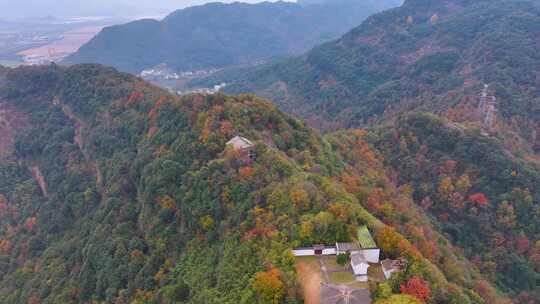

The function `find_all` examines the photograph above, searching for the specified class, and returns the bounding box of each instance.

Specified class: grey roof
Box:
[336,242,360,252]
[226,136,253,150]
[382,259,404,273]
[350,252,368,266]
[381,259,396,269]
[313,244,326,250]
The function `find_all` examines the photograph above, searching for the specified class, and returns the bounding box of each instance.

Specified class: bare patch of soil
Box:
[296,258,323,304]
[60,102,104,192]
[29,166,48,198]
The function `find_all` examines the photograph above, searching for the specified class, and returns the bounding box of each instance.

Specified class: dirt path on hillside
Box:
[58,101,104,193]
[29,166,49,198]
[296,260,323,304]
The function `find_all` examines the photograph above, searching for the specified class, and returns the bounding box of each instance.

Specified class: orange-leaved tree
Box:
[252,268,285,304]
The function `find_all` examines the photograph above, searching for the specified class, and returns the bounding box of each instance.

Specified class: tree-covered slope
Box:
[0,64,505,304]
[64,0,402,73]
[367,113,540,300]
[203,0,540,140]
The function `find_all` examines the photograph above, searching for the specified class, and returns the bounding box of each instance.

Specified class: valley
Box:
[16,26,104,65]
[0,15,149,66]
[64,0,403,74]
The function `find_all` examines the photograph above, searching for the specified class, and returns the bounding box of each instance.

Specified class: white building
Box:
[291,226,381,283]
[226,136,254,151]
[292,245,336,256]
[226,136,256,162]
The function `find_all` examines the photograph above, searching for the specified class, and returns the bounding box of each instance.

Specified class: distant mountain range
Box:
[64,0,403,73]
[1,0,146,18]
[199,0,540,138]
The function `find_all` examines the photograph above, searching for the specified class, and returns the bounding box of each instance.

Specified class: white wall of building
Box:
[383,268,396,280]
[292,249,315,256]
[323,248,336,255]
[292,247,337,256]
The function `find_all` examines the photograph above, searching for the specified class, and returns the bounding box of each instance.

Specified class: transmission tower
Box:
[477,84,497,129]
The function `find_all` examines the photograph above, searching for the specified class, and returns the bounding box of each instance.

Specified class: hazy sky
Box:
[0,0,295,18]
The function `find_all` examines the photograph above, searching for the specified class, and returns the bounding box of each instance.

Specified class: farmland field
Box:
[17,26,103,63]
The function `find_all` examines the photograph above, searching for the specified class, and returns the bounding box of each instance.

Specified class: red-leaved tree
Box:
[468,193,489,206]
[400,276,431,302]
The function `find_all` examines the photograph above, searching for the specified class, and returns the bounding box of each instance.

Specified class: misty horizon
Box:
[0,0,296,19]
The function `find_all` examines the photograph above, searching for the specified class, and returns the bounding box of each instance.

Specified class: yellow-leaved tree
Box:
[375,294,422,304]
[252,268,285,304]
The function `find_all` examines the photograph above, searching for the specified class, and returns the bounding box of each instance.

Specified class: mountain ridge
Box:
[198,0,540,139]
[64,0,403,73]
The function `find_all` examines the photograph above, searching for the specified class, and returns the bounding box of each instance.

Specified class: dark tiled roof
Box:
[337,242,360,252]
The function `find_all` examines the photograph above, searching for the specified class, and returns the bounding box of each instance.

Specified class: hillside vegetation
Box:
[1,1,539,302]
[65,0,402,73]
[368,113,540,299]
[0,64,513,303]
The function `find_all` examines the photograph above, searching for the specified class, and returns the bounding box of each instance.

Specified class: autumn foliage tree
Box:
[377,227,404,259]
[238,166,254,180]
[0,239,12,253]
[437,177,454,202]
[468,193,488,206]
[24,217,37,231]
[289,188,309,210]
[252,268,285,304]
[400,276,431,303]
[516,234,531,255]
[0,194,7,216]
[27,296,40,304]
[375,294,422,304]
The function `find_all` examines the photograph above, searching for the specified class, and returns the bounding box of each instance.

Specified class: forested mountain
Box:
[64,0,402,73]
[368,113,540,300]
[1,1,540,302]
[0,63,520,303]
[201,0,540,141]
[186,0,540,299]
